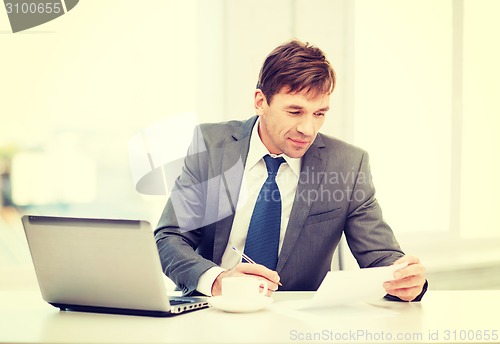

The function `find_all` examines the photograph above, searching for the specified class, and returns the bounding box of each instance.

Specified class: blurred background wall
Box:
[1,0,499,290]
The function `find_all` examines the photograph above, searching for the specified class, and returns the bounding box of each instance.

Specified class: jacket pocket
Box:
[304,207,342,226]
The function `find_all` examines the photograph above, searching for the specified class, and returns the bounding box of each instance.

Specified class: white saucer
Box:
[208,295,273,313]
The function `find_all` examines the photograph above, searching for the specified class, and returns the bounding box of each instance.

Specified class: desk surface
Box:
[0,289,499,344]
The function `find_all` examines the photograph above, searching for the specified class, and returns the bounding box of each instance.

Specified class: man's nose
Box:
[296,115,315,137]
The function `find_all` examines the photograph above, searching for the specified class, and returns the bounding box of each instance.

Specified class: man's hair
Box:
[257,40,336,104]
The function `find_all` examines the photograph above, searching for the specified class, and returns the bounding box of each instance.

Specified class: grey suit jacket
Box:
[154,116,405,295]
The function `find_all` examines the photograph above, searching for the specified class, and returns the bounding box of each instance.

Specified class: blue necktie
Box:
[244,155,285,270]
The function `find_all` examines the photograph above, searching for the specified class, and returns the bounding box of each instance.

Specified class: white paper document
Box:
[299,262,408,309]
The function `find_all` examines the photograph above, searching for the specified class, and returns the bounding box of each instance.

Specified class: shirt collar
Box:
[246,117,301,177]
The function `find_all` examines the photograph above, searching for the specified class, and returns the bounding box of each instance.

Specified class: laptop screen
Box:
[22,216,173,313]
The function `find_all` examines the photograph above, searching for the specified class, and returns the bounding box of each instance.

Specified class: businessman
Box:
[155,39,427,302]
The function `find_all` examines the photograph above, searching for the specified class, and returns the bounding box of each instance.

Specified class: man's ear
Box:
[254,89,266,116]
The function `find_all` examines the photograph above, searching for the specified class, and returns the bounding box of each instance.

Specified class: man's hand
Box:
[383,255,426,301]
[211,263,281,297]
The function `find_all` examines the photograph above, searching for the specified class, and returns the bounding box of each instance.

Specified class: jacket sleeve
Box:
[343,151,405,268]
[154,125,218,296]
[343,151,428,301]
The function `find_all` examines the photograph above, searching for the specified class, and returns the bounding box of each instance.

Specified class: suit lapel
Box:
[212,117,256,264]
[276,135,327,272]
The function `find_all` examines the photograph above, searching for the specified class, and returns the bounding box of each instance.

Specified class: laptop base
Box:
[51,302,207,318]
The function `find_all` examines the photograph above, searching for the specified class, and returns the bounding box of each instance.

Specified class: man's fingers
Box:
[245,273,279,291]
[211,263,282,296]
[384,275,426,290]
[384,255,427,301]
[394,263,425,280]
[233,263,281,286]
[392,255,425,280]
[393,254,420,266]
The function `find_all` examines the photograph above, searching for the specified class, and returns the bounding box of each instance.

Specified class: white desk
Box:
[0,289,499,343]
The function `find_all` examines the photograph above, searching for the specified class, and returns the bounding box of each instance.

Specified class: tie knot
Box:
[263,155,285,175]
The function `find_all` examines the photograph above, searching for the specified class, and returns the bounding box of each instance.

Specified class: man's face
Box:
[255,88,330,158]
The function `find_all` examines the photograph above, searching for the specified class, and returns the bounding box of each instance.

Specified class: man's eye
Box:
[288,111,301,115]
[314,112,325,117]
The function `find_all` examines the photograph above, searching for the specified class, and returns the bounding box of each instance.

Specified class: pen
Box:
[232,246,283,286]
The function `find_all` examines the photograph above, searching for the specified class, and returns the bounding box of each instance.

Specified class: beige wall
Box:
[1,1,500,276]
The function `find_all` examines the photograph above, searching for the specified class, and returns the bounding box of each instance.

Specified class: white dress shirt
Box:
[196,118,301,295]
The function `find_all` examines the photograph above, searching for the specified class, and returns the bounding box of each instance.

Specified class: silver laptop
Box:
[22,215,208,317]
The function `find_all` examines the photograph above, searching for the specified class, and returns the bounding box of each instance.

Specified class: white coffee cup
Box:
[222,276,268,299]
